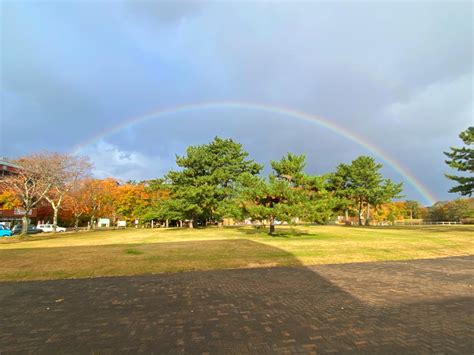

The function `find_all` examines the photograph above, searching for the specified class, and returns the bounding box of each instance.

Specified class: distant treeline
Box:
[1,137,472,234]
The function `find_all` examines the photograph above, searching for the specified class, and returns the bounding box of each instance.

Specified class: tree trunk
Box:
[344,209,349,225]
[269,217,275,235]
[74,216,79,232]
[165,219,169,228]
[21,215,29,235]
[358,202,363,226]
[179,220,183,228]
[365,203,370,226]
[269,224,276,235]
[52,207,59,233]
[189,219,194,228]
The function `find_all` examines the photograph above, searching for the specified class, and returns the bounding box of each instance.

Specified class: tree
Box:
[43,154,91,232]
[241,153,334,234]
[445,126,473,196]
[166,137,262,227]
[271,153,306,184]
[155,198,188,227]
[113,183,151,223]
[444,199,472,222]
[271,153,335,224]
[142,179,175,227]
[0,154,58,235]
[82,178,118,228]
[0,189,21,210]
[373,202,409,225]
[428,198,474,222]
[405,200,420,219]
[343,156,403,225]
[327,163,353,224]
[62,179,89,230]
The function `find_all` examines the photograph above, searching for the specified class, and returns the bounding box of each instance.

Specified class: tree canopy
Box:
[240,153,335,234]
[333,156,403,225]
[165,137,262,226]
[445,126,473,196]
[1,137,414,233]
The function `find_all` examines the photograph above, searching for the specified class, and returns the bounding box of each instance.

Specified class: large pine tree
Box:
[240,153,335,234]
[166,137,262,227]
[334,156,403,225]
[444,127,473,196]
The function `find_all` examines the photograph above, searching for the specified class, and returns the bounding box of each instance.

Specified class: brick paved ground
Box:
[0,256,472,354]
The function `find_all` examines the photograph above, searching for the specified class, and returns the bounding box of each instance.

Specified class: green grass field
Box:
[0,225,472,281]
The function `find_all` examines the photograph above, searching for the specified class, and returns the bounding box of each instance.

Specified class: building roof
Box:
[0,159,20,169]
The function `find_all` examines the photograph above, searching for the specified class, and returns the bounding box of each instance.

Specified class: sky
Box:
[0,1,472,205]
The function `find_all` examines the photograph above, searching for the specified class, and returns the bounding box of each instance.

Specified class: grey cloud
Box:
[124,1,201,27]
[1,1,472,203]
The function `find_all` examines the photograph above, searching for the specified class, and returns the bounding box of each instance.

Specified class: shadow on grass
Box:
[124,248,144,255]
[235,225,312,238]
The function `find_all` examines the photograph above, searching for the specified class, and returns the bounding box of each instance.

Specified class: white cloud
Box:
[76,140,166,181]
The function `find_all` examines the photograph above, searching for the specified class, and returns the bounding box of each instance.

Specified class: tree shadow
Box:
[235,225,312,238]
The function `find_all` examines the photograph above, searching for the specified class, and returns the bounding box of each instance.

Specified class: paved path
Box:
[0,256,472,354]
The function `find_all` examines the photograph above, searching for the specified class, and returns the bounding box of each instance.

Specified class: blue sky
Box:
[1,1,472,205]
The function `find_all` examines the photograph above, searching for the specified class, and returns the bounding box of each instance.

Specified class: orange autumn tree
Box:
[60,179,90,230]
[67,179,155,227]
[0,189,21,210]
[373,201,409,224]
[82,178,119,228]
[113,182,151,224]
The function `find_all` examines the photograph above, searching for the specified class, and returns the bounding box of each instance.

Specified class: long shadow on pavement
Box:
[0,240,472,354]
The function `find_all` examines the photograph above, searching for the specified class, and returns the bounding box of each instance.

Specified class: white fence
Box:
[394,221,463,226]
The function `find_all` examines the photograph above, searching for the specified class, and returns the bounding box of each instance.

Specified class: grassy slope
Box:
[0,225,472,281]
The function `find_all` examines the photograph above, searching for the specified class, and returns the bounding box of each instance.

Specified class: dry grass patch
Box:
[0,225,472,281]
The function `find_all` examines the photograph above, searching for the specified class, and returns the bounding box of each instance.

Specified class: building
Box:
[0,158,19,177]
[0,158,38,226]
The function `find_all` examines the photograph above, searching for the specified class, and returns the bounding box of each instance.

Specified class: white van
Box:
[37,224,66,233]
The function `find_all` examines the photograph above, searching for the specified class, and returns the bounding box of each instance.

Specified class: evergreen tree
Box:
[241,153,335,234]
[327,163,353,224]
[444,127,473,196]
[344,156,403,225]
[166,137,262,226]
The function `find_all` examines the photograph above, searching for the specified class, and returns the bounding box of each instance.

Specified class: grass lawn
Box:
[0,225,472,281]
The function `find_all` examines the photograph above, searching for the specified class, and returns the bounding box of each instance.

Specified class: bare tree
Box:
[0,154,55,235]
[43,154,91,232]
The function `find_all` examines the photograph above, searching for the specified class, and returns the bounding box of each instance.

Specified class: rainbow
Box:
[72,101,438,205]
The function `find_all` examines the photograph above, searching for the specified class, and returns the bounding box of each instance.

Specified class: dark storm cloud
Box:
[1,1,472,204]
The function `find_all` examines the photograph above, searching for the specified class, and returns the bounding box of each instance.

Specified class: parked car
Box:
[0,225,12,237]
[37,224,66,233]
[11,225,44,235]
